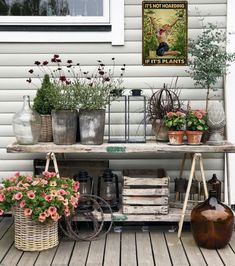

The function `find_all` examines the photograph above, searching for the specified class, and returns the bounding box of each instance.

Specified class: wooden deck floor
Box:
[0,216,235,266]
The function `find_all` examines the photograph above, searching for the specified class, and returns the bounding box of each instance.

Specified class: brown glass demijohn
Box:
[207,174,221,201]
[191,190,234,249]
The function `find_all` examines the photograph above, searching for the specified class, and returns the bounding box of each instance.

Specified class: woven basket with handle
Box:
[14,207,58,251]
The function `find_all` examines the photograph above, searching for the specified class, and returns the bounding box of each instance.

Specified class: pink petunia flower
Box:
[59,189,66,196]
[51,212,60,221]
[26,175,33,183]
[20,200,26,208]
[0,193,5,202]
[0,209,4,215]
[27,191,35,199]
[45,195,53,202]
[73,181,80,192]
[24,208,32,216]
[38,212,47,222]
[14,192,23,201]
[48,206,57,215]
[15,172,20,177]
[64,209,71,217]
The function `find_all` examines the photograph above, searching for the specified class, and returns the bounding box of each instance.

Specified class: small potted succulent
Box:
[186,110,208,144]
[163,111,186,144]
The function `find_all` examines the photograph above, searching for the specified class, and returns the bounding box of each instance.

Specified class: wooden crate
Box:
[122,170,169,215]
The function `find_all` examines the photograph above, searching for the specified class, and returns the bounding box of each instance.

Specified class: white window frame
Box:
[0,0,110,25]
[0,0,124,45]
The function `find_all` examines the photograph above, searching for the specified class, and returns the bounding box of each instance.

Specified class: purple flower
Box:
[42,61,48,66]
[28,69,34,74]
[59,76,66,82]
[34,61,40,65]
[67,60,73,64]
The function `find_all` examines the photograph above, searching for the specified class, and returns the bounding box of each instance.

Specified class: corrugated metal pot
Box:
[52,110,77,145]
[79,109,105,145]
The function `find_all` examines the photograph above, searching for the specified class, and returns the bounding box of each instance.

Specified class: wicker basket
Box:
[39,115,53,142]
[14,207,59,251]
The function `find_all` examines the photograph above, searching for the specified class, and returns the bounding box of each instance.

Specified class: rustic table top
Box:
[6,141,235,154]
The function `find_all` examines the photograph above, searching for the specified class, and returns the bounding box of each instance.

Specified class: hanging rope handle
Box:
[44,152,60,178]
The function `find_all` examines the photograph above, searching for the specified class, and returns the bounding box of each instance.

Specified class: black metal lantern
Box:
[74,170,94,212]
[127,89,146,143]
[97,169,119,212]
[108,91,127,143]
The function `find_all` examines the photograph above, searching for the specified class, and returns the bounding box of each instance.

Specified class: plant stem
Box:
[206,85,210,112]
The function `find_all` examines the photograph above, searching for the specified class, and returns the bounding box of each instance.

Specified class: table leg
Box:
[178,153,208,238]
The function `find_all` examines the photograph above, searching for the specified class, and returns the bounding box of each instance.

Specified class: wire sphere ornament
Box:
[207,101,226,145]
[59,194,113,241]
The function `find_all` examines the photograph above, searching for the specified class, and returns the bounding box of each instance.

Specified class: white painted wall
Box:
[0,0,228,199]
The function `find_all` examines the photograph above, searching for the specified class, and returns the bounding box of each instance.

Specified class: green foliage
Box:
[187,23,235,109]
[0,0,9,15]
[163,111,185,131]
[33,74,55,114]
[186,110,208,131]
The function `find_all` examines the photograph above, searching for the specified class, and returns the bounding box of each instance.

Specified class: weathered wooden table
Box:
[7,141,235,237]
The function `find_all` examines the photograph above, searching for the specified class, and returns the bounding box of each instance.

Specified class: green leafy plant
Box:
[164,111,185,131]
[0,171,80,223]
[33,74,55,114]
[27,55,125,111]
[187,23,235,111]
[186,110,208,131]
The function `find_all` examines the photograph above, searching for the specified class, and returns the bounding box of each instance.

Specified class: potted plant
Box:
[74,59,125,145]
[28,55,80,145]
[186,110,208,144]
[0,171,80,251]
[163,111,185,144]
[32,74,55,142]
[187,23,235,112]
[148,82,183,141]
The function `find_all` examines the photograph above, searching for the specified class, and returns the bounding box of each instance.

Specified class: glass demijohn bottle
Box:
[191,190,234,249]
[12,95,41,144]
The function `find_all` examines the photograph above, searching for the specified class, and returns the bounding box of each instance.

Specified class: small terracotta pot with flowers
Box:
[186,110,209,144]
[0,171,80,251]
[164,111,186,144]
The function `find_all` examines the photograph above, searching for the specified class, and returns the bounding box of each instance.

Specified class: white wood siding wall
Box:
[0,0,226,191]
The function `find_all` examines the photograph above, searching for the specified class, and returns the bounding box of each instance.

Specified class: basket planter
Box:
[14,207,59,251]
[39,115,53,142]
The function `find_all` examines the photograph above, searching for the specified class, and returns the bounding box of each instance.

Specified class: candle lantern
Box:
[74,170,94,212]
[127,89,146,143]
[97,169,119,212]
[108,91,127,143]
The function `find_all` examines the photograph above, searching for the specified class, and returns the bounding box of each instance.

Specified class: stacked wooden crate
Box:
[122,169,169,215]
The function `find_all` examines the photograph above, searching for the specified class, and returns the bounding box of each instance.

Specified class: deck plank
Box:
[0,225,14,262]
[0,217,13,239]
[181,232,207,266]
[217,245,235,266]
[69,241,90,266]
[229,232,235,252]
[200,248,224,266]
[103,232,120,266]
[121,231,137,266]
[150,232,171,266]
[51,241,75,266]
[34,246,58,266]
[86,237,106,266]
[136,232,154,266]
[17,251,39,266]
[0,245,23,266]
[165,232,189,266]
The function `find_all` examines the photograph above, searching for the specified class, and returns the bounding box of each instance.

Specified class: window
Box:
[0,0,124,45]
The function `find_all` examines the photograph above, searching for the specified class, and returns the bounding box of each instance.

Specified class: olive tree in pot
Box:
[75,59,125,145]
[187,23,235,112]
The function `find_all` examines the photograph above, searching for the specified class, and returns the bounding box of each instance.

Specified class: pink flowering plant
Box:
[186,110,209,131]
[0,171,80,223]
[163,111,186,131]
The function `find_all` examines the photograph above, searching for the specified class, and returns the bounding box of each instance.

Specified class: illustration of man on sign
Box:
[149,16,183,56]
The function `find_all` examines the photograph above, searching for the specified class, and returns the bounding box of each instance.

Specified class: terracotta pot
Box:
[168,131,184,145]
[186,131,203,144]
